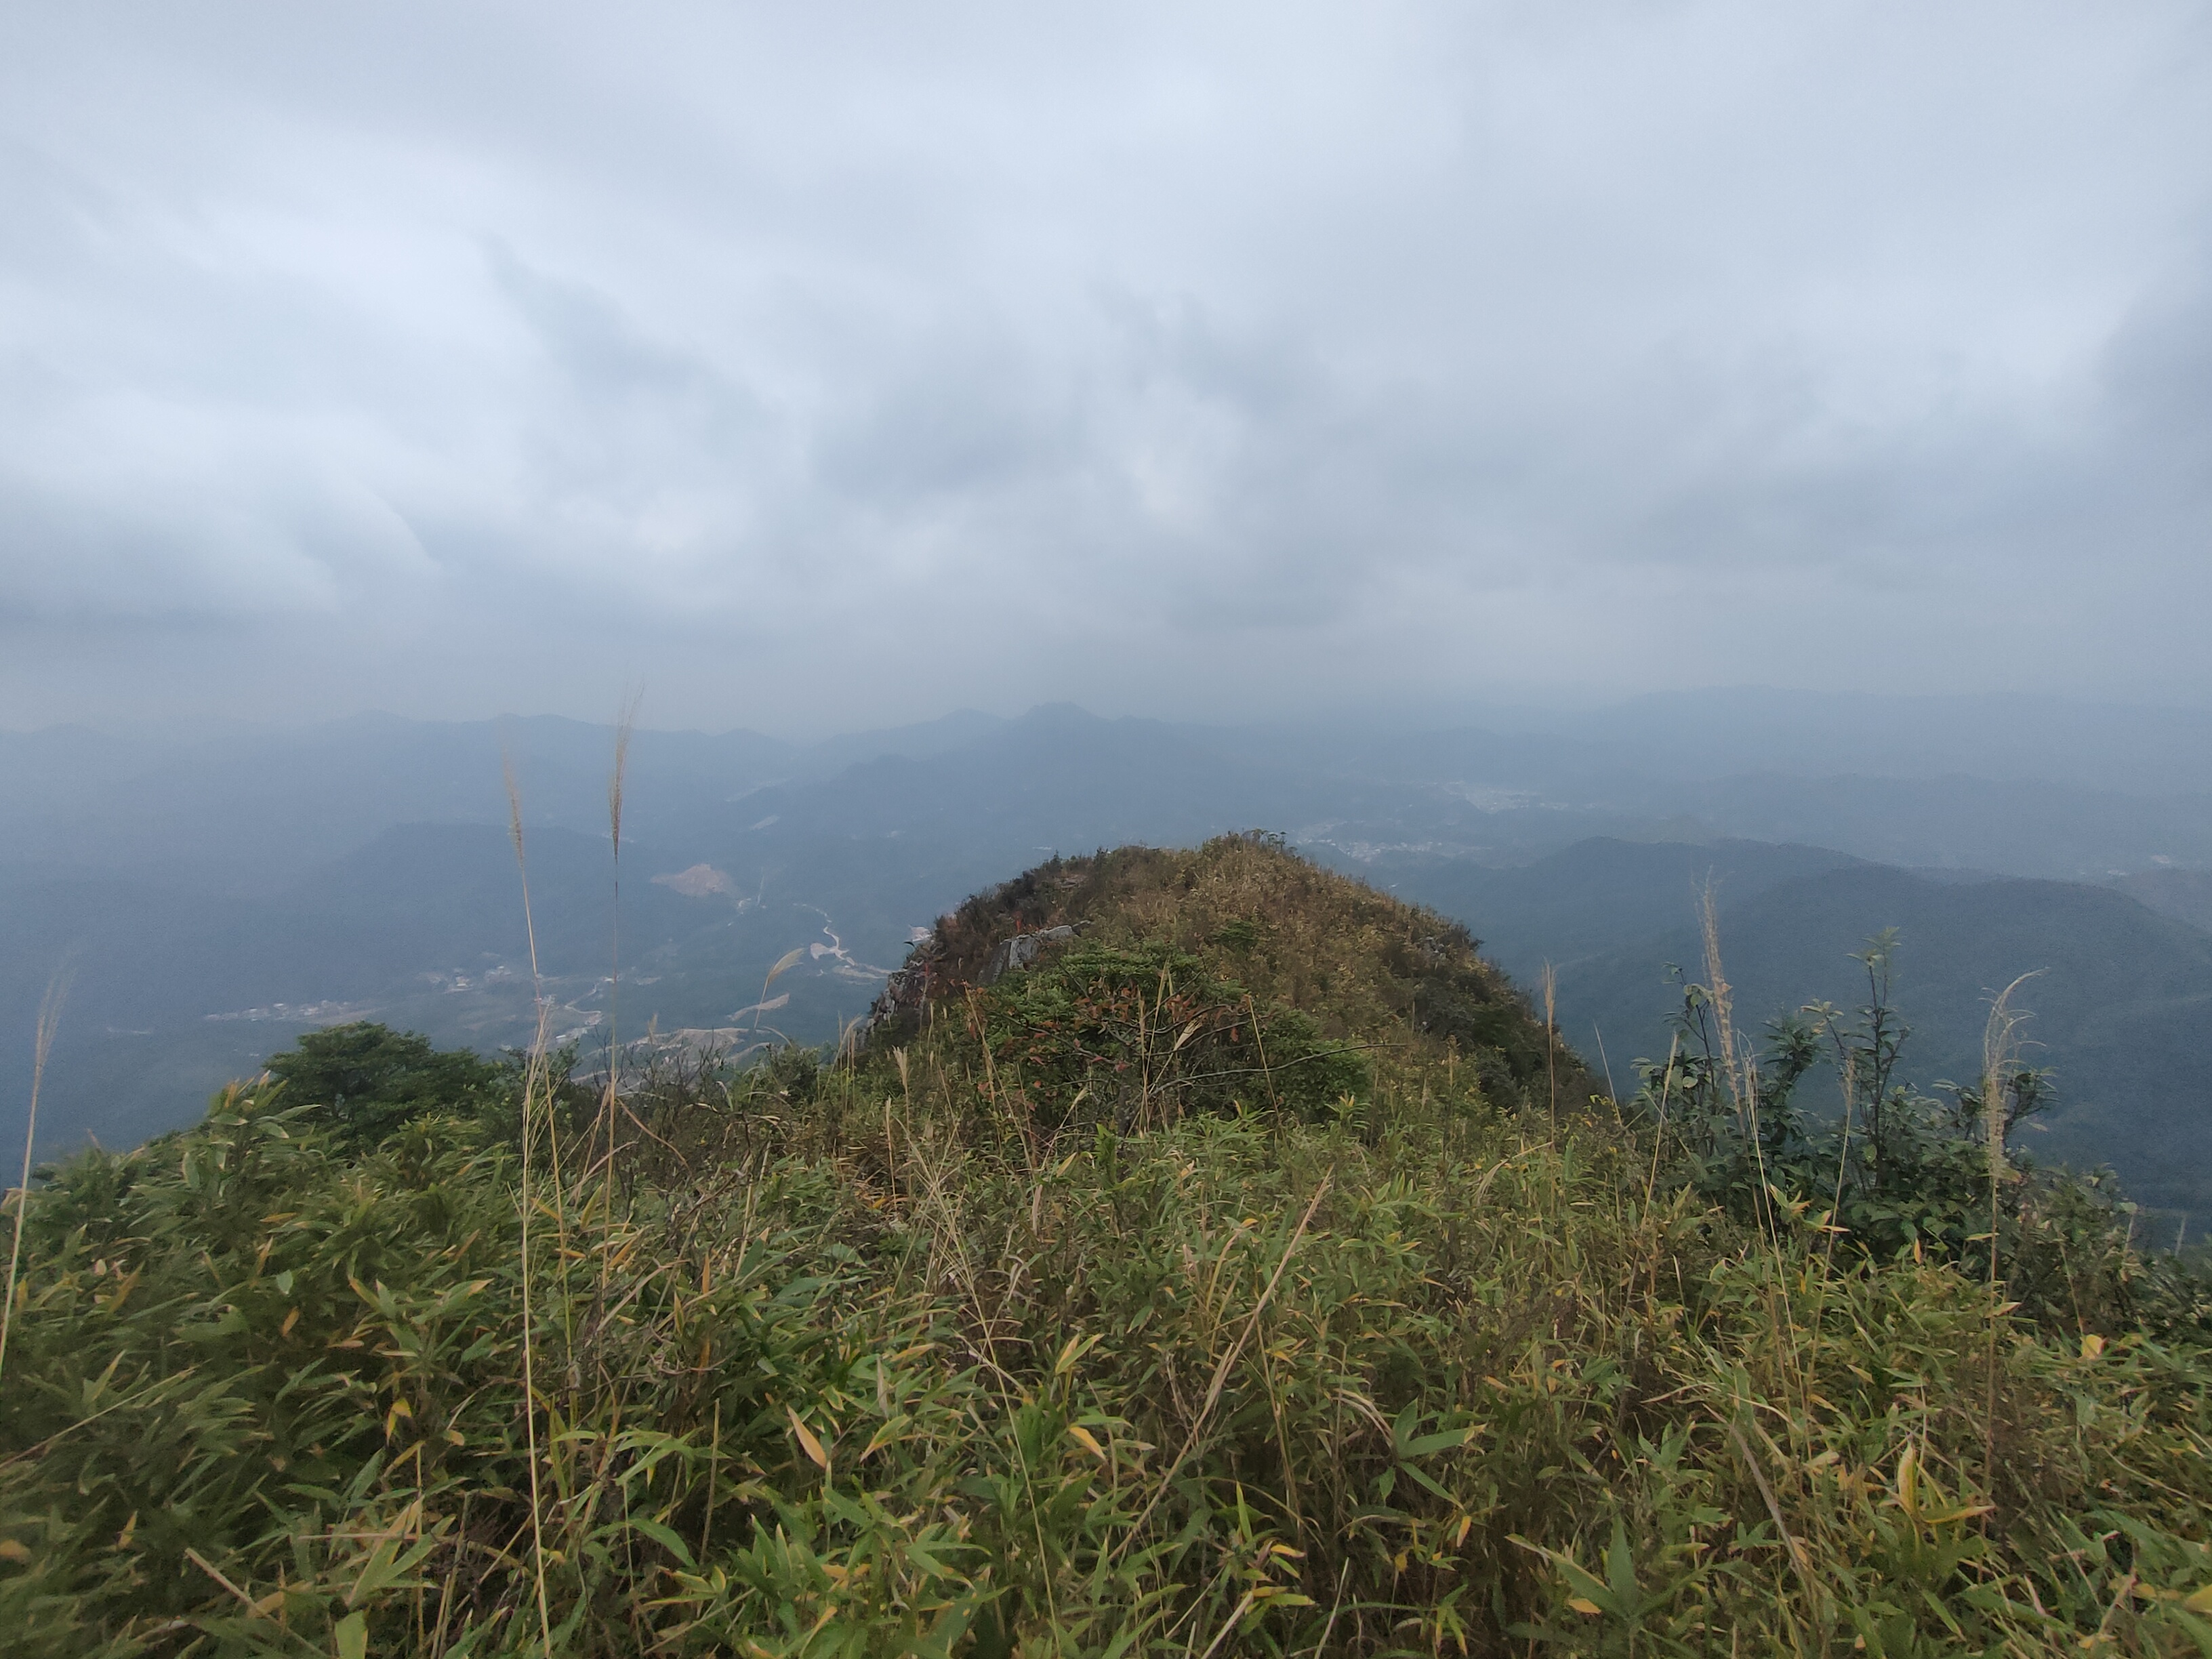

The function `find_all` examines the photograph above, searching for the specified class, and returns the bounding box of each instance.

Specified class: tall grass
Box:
[599,693,640,1211]
[505,747,557,1656]
[0,973,66,1387]
[0,838,2206,1655]
[1980,972,2037,1507]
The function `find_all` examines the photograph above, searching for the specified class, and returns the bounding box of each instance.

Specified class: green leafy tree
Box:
[263,1021,505,1151]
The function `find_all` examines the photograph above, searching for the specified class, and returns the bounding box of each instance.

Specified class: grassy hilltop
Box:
[2,836,2209,1656]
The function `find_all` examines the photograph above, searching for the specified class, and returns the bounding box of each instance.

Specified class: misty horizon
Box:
[16,682,2212,752]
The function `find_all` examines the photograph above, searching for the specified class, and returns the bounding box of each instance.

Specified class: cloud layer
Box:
[5,2,2211,729]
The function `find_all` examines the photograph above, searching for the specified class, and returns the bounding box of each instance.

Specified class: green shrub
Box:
[979,940,1368,1131]
[264,1021,508,1151]
[1627,931,2212,1338]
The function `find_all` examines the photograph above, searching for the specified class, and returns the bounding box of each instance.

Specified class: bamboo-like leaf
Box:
[787,1406,829,1475]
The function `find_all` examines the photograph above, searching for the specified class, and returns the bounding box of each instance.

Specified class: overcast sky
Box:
[4,2,2211,734]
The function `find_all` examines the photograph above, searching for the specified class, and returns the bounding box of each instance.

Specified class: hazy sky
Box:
[5,3,2211,733]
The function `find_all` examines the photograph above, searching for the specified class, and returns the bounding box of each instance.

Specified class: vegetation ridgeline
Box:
[1,836,2208,1656]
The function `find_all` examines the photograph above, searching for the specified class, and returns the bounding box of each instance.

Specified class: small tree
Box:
[264,1022,505,1151]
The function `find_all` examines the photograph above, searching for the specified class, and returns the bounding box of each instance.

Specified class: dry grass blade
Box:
[1542,961,1558,1141]
[1821,1048,1858,1282]
[1696,883,1743,1115]
[1726,1420,1822,1614]
[1641,1031,1679,1213]
[0,970,68,1387]
[1699,883,1781,1244]
[1982,970,2041,1496]
[1980,974,2039,1200]
[607,687,640,866]
[1115,1170,1332,1556]
[502,745,557,1658]
[601,693,640,1229]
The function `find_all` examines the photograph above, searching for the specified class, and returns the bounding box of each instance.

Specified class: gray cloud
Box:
[3,1,2211,731]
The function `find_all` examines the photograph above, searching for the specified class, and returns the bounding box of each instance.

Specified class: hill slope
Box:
[1359,835,1871,972]
[2118,866,2212,934]
[3,838,2207,1656]
[873,836,1578,1109]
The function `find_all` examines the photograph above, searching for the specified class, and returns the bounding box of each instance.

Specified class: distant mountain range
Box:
[4,699,2209,1225]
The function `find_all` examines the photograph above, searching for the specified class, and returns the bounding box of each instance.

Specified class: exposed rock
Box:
[862,920,1081,1038]
[978,924,1078,987]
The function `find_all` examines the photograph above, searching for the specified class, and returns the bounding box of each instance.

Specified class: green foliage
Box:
[1630,932,2212,1338]
[979,940,1368,1130]
[1,839,2207,1655]
[910,834,1575,1111]
[264,1021,508,1151]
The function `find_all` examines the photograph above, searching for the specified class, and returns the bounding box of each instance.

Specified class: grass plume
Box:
[503,744,557,1656]
[598,691,640,1215]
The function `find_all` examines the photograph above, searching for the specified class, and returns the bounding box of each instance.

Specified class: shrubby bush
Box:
[1631,930,2212,1338]
[264,1020,510,1151]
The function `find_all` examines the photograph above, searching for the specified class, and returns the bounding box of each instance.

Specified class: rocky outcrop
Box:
[862,921,1082,1039]
[978,924,1078,986]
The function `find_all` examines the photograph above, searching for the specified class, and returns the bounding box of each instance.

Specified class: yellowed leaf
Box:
[1067,1424,1107,1461]
[1568,1597,1602,1616]
[1921,1503,1994,1527]
[787,1406,829,1473]
[0,1538,30,1563]
[2184,1583,2212,1614]
[1054,1332,1099,1376]
[2081,1333,2106,1361]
